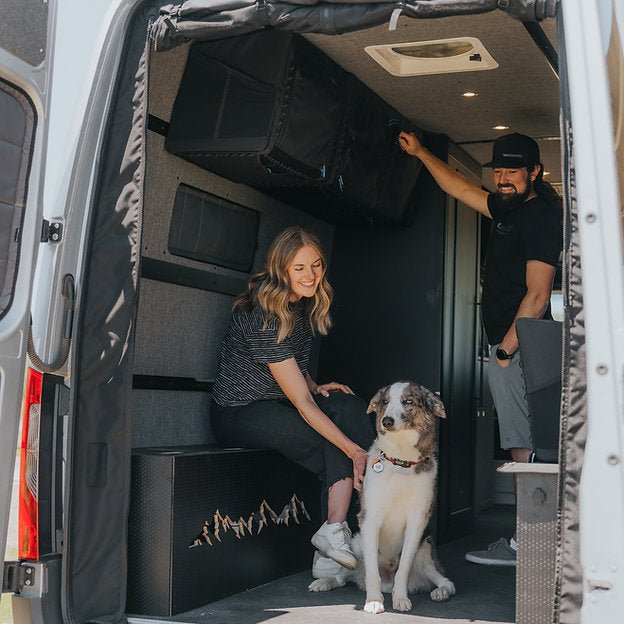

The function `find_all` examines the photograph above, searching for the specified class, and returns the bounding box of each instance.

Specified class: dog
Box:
[308,381,455,614]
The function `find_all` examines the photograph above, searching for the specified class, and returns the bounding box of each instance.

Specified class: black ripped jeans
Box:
[211,392,375,522]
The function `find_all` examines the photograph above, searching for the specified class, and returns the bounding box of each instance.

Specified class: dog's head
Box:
[367,381,446,436]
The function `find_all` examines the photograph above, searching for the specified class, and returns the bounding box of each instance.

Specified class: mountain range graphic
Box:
[190,493,311,547]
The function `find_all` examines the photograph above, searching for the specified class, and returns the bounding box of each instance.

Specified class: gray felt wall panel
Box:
[0,0,48,66]
[131,390,215,448]
[133,44,333,448]
[134,279,232,379]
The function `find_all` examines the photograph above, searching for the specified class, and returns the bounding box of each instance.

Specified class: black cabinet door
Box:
[437,152,481,542]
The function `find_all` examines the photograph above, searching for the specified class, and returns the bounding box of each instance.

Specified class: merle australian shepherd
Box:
[309,381,455,614]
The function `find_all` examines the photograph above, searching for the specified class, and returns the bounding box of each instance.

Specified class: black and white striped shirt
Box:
[212,301,312,406]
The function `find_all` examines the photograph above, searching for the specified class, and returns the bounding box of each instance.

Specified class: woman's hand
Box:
[314,381,355,397]
[398,131,424,158]
[351,447,368,492]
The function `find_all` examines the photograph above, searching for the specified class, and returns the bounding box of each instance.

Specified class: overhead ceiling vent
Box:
[365,37,498,77]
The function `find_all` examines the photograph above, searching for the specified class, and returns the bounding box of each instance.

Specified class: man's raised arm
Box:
[399,131,491,218]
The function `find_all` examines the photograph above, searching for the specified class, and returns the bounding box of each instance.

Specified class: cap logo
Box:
[483,133,540,168]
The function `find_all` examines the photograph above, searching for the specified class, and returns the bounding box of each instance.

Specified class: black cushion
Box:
[516,317,563,463]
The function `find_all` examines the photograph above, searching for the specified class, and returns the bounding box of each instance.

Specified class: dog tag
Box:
[372,459,384,473]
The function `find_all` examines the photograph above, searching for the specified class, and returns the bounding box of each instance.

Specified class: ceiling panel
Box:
[306,12,561,185]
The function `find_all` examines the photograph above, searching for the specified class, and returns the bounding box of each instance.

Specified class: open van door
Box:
[0,1,54,581]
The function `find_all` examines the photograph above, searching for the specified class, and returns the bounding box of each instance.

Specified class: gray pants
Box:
[488,345,532,450]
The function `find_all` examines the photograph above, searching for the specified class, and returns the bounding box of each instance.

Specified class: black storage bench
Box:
[126,445,321,616]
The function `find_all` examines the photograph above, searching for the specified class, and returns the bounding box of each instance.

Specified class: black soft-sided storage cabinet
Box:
[127,446,321,616]
[166,29,423,224]
[273,75,424,224]
[165,30,345,186]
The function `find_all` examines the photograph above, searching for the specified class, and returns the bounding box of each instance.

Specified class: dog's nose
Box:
[382,416,394,429]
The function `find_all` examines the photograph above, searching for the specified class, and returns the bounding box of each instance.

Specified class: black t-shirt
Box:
[212,300,312,406]
[482,194,562,346]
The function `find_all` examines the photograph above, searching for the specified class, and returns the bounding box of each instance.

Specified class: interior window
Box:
[0,79,36,318]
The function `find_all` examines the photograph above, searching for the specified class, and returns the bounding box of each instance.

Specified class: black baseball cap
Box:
[483,133,541,168]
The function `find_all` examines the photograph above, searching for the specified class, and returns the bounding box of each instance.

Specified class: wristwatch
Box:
[496,347,516,361]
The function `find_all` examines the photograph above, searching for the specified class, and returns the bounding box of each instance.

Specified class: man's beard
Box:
[493,182,533,212]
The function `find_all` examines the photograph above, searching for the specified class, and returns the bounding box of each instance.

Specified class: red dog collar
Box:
[371,451,429,472]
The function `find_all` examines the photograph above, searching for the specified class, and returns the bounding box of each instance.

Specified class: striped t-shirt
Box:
[212,300,312,406]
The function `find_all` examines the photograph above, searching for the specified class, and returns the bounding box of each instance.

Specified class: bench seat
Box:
[127,445,321,616]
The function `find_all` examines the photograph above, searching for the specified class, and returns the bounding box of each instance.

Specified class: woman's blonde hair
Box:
[234,226,333,342]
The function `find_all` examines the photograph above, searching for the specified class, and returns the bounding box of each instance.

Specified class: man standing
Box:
[398,131,562,566]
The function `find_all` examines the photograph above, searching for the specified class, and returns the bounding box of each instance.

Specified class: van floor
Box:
[134,506,516,624]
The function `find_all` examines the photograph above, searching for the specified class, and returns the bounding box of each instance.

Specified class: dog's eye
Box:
[381,397,389,405]
[402,398,413,406]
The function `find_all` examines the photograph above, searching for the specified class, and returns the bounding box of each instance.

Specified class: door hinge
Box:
[40,219,63,243]
[2,561,36,593]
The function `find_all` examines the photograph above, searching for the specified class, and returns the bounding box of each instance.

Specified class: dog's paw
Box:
[430,581,455,602]
[308,578,337,592]
[363,600,385,615]
[392,595,412,612]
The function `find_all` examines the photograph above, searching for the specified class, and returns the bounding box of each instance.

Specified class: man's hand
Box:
[398,131,424,158]
[496,356,513,369]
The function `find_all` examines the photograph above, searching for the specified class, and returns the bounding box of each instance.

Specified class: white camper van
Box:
[1,1,623,623]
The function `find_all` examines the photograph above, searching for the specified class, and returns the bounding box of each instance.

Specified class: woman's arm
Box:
[271,359,367,489]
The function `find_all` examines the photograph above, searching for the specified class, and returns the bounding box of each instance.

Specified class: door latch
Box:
[2,561,36,593]
[41,219,63,243]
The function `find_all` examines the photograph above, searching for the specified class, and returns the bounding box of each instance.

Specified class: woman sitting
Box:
[212,226,374,575]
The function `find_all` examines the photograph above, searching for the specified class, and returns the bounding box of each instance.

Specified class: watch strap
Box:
[496,347,515,360]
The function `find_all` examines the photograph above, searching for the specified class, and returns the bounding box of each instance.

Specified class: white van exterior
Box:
[1,1,623,623]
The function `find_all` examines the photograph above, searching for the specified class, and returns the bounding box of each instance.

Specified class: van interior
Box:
[60,3,563,624]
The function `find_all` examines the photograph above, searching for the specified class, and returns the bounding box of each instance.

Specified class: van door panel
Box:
[0,2,53,575]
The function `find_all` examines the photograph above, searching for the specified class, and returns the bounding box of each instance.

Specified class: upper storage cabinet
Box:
[165,30,345,187]
[165,30,423,225]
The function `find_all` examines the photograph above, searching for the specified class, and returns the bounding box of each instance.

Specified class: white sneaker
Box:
[465,537,517,567]
[311,521,357,570]
[312,551,343,579]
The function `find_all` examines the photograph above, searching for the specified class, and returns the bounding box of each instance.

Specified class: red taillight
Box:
[19,367,42,560]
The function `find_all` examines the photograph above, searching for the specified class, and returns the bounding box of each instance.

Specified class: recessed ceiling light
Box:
[462,91,478,97]
[493,125,509,130]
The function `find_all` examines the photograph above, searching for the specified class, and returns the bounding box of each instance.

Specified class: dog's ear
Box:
[426,392,446,419]
[367,387,387,415]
